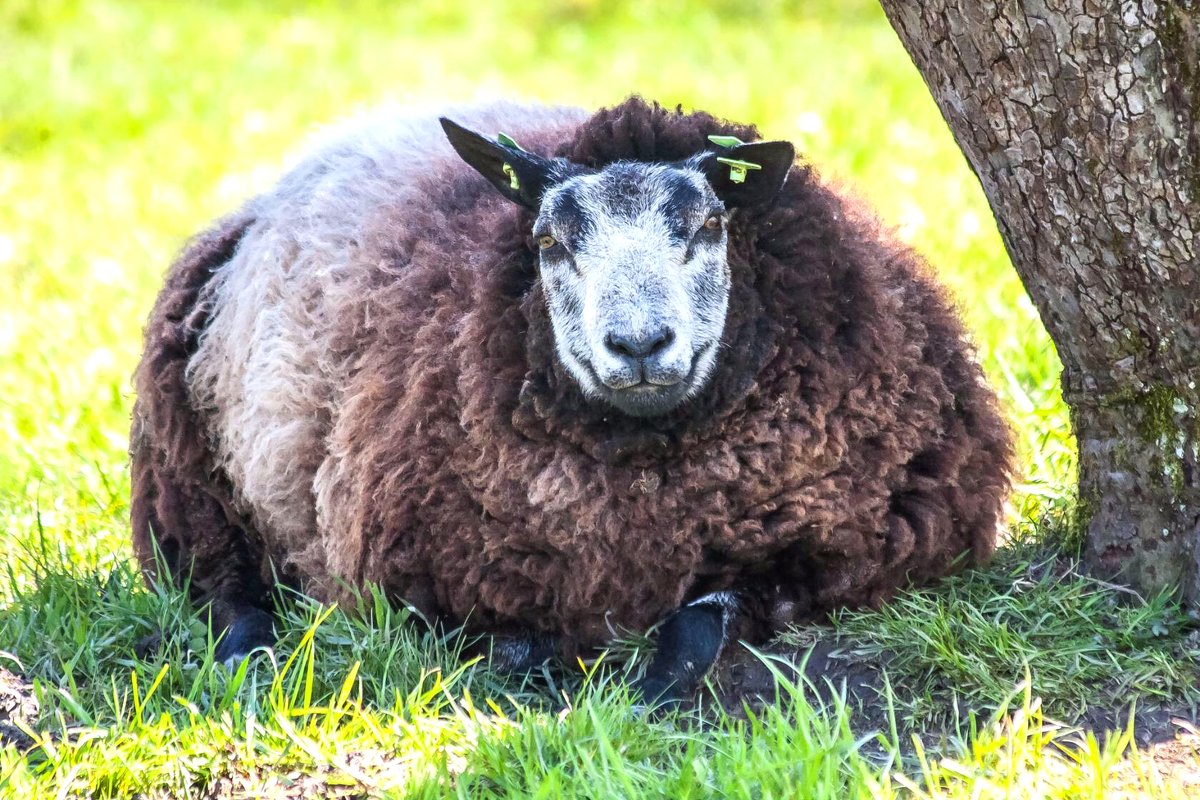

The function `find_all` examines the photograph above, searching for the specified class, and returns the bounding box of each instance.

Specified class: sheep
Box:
[130,97,1013,705]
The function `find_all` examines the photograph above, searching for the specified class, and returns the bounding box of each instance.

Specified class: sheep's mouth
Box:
[583,343,713,417]
[609,382,691,416]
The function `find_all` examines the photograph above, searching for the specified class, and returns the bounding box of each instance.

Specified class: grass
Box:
[0,558,1190,797]
[826,543,1200,725]
[0,0,1195,796]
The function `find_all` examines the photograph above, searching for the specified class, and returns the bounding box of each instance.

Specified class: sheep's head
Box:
[442,118,794,417]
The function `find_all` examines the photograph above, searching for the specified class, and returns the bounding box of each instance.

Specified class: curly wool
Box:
[131,98,1013,651]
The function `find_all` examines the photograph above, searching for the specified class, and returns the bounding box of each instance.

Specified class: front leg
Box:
[636,591,738,709]
[211,601,277,669]
[463,631,559,674]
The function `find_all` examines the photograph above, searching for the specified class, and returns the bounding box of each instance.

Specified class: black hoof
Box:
[632,598,729,716]
[214,609,276,668]
[632,675,688,716]
[465,632,559,674]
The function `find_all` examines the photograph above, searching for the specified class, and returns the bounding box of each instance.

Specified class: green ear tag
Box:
[716,156,762,184]
[499,132,524,189]
[707,134,745,149]
[497,132,525,151]
[503,163,520,191]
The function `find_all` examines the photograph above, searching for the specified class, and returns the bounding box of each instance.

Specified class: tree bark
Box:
[877,1,1200,600]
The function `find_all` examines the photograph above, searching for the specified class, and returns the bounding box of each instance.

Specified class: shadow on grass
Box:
[720,544,1200,751]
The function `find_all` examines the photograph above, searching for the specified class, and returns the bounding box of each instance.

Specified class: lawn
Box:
[1,0,1196,796]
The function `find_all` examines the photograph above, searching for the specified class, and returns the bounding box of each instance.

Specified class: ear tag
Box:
[502,163,520,191]
[716,156,762,184]
[497,132,525,191]
[497,132,525,151]
[707,134,745,148]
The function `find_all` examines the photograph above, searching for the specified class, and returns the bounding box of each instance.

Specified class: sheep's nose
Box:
[604,326,675,361]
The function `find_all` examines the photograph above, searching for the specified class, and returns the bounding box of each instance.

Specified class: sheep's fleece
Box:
[131,97,1013,653]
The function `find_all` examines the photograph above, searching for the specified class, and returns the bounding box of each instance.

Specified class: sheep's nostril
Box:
[605,327,675,360]
[604,332,638,359]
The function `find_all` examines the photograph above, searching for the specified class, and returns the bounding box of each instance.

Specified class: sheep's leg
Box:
[129,209,274,668]
[462,630,558,673]
[636,591,738,709]
[209,601,276,669]
[485,632,560,674]
[131,427,276,668]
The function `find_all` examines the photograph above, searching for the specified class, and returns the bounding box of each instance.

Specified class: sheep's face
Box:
[441,117,795,418]
[532,164,728,416]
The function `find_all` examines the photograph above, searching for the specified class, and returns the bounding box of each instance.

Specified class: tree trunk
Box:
[877,2,1200,600]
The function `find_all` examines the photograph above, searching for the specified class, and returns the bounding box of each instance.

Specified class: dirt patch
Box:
[701,634,1200,784]
[0,665,39,751]
[708,639,892,725]
[708,636,1199,737]
[1080,703,1200,748]
[184,747,417,800]
[197,763,370,800]
[1120,728,1200,788]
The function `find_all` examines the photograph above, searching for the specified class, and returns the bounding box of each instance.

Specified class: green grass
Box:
[1,0,1194,796]
[826,544,1200,725]
[0,559,1187,798]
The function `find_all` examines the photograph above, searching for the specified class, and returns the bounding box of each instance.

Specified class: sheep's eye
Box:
[538,234,558,250]
[703,215,723,231]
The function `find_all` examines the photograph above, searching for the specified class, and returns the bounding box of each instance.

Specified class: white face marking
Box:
[535,162,731,417]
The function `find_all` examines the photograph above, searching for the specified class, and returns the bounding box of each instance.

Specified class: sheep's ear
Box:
[702,140,795,208]
[440,118,557,209]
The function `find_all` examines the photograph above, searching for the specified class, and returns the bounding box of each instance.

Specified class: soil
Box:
[707,639,896,729]
[706,638,1200,744]
[0,666,38,751]
[196,755,388,800]
[701,636,1200,789]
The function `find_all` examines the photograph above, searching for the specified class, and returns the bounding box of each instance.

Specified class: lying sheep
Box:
[130,97,1012,704]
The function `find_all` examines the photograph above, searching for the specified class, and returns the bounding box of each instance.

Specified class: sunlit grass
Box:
[0,565,1184,797]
